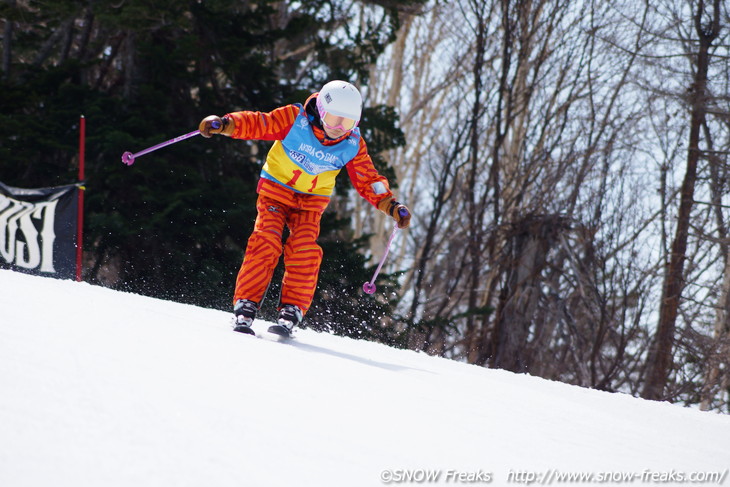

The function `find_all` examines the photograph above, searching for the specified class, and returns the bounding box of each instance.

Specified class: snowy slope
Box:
[1,269,728,487]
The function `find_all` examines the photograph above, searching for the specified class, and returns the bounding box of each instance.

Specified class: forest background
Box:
[2,0,729,412]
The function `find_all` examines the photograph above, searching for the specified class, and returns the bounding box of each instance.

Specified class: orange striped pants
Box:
[233,188,328,315]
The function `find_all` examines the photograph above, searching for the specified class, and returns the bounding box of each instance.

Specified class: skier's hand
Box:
[199,115,234,137]
[377,196,411,229]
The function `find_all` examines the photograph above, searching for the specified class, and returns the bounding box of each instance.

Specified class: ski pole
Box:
[362,208,409,295]
[121,120,220,165]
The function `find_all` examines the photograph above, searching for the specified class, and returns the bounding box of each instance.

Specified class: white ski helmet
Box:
[316,80,362,123]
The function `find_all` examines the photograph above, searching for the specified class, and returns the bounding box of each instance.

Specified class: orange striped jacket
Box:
[225,97,393,212]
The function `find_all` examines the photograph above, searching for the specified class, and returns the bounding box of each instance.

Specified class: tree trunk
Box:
[700,248,730,410]
[642,0,720,401]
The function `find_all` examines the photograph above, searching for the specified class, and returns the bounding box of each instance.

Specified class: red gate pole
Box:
[76,115,85,282]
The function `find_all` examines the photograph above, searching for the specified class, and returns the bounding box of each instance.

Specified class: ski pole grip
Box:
[211,120,221,130]
[398,207,409,218]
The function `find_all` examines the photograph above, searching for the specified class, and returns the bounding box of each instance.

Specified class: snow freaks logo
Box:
[380,469,492,484]
[0,182,79,279]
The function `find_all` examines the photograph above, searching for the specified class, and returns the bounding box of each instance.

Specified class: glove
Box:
[199,115,235,138]
[377,196,411,229]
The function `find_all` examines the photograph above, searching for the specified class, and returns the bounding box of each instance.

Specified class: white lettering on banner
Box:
[0,195,58,273]
[38,201,57,273]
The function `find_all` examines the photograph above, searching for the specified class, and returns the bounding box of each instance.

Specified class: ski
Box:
[230,311,297,338]
[231,321,295,339]
[233,323,256,336]
[267,324,293,338]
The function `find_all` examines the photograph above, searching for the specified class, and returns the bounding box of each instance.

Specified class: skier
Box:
[199,80,411,337]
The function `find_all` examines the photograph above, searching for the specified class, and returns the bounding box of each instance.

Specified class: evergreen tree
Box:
[0,0,423,331]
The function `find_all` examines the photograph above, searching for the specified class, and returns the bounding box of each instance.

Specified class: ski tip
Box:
[233,324,256,336]
[267,324,293,338]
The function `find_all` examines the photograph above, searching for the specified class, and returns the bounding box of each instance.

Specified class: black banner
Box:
[0,181,80,279]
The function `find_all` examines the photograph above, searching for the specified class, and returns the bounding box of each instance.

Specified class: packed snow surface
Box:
[1,270,729,486]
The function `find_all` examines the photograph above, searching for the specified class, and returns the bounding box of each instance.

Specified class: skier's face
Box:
[321,112,357,139]
[323,124,347,139]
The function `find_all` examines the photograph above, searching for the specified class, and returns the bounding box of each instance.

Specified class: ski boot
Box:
[268,304,303,337]
[233,299,258,335]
